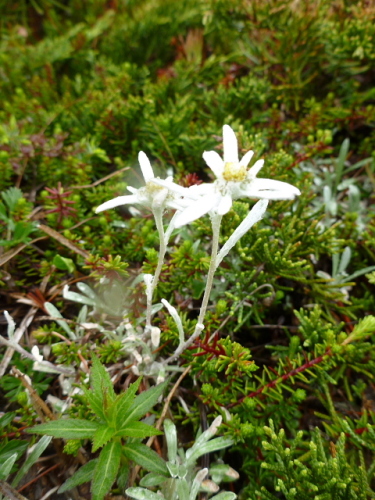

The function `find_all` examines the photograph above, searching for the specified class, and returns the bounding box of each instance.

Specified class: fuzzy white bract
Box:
[95,151,185,214]
[154,125,301,227]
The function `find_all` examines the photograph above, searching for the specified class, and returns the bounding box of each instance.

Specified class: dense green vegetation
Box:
[1,1,375,499]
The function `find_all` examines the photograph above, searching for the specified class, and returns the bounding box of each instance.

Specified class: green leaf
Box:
[115,421,163,439]
[117,463,130,491]
[211,493,237,500]
[12,436,52,487]
[0,453,18,480]
[44,302,76,340]
[140,472,168,487]
[92,441,122,500]
[90,355,116,403]
[0,202,8,222]
[58,459,98,493]
[53,254,75,273]
[112,377,142,429]
[120,380,167,430]
[0,413,16,429]
[186,437,233,467]
[82,387,107,421]
[177,478,189,500]
[192,279,206,299]
[2,187,23,212]
[28,419,99,439]
[335,138,350,186]
[92,425,116,452]
[126,487,164,500]
[123,443,168,475]
[13,222,34,243]
[164,419,177,463]
[0,440,28,463]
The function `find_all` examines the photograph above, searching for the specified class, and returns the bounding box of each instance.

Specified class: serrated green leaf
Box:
[123,443,168,475]
[82,387,107,421]
[58,459,98,493]
[90,355,115,404]
[12,436,52,488]
[0,453,18,480]
[115,421,163,439]
[112,377,142,429]
[2,187,23,212]
[120,380,167,430]
[28,419,99,439]
[92,425,116,452]
[92,441,122,500]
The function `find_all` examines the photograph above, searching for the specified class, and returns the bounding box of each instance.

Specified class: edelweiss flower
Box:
[95,151,183,214]
[153,125,301,227]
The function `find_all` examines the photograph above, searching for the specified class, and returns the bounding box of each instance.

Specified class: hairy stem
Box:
[152,208,166,294]
[163,213,222,365]
[196,213,222,328]
[145,208,166,330]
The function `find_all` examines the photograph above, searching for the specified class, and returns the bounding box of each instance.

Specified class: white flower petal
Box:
[187,183,215,197]
[216,199,268,268]
[174,194,219,227]
[4,311,15,338]
[151,178,189,197]
[203,151,224,178]
[138,151,154,182]
[217,193,232,215]
[239,149,254,168]
[244,178,301,200]
[223,125,239,163]
[167,199,189,211]
[95,195,138,213]
[247,159,264,178]
[32,346,43,362]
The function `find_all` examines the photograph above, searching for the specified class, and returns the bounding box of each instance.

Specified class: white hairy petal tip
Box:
[202,150,224,178]
[138,151,154,182]
[95,195,138,213]
[223,124,239,164]
[239,149,255,168]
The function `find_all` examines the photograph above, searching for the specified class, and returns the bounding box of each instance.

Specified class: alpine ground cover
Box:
[1,1,375,499]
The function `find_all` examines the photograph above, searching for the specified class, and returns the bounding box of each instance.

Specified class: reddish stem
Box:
[18,463,61,493]
[227,347,332,408]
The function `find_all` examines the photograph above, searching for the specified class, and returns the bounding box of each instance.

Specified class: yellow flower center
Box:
[222,162,247,182]
[146,181,165,193]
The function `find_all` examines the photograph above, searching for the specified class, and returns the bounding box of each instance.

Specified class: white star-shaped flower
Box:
[95,152,184,214]
[153,125,301,227]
